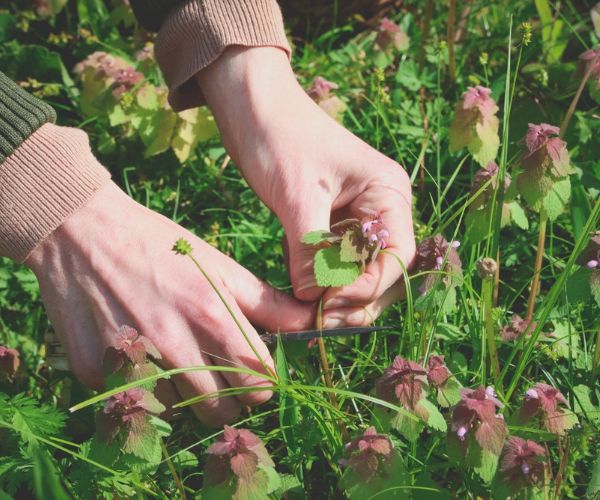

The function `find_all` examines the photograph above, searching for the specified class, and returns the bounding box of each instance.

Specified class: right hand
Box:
[25,181,315,426]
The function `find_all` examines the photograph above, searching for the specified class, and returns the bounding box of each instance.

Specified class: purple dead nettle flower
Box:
[577,231,600,270]
[96,388,164,448]
[307,76,346,121]
[499,437,546,491]
[75,51,144,98]
[360,208,390,260]
[519,383,577,435]
[500,314,537,342]
[0,346,20,380]
[376,356,429,419]
[579,47,600,78]
[414,235,463,293]
[103,325,161,375]
[204,426,274,487]
[342,427,393,482]
[450,386,507,455]
[374,17,409,52]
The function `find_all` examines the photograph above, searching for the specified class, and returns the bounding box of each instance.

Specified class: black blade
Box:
[260,325,397,344]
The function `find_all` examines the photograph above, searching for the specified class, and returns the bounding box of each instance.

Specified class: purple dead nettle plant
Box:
[499,436,547,491]
[202,425,275,496]
[0,345,20,381]
[518,383,577,435]
[500,314,537,342]
[74,51,143,99]
[449,86,500,167]
[96,387,165,453]
[450,386,507,456]
[579,46,600,103]
[414,234,463,293]
[426,355,462,407]
[374,17,409,52]
[341,427,394,482]
[103,325,161,379]
[307,76,346,122]
[516,123,573,220]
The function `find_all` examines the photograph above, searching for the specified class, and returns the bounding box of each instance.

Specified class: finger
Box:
[322,279,406,328]
[282,197,332,302]
[154,378,183,420]
[159,330,242,426]
[214,247,316,332]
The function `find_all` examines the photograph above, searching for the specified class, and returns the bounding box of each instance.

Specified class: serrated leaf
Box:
[508,201,529,230]
[313,246,361,287]
[301,230,337,245]
[472,118,500,166]
[543,176,571,221]
[419,399,447,432]
[390,411,425,441]
[572,384,600,425]
[339,230,369,263]
[587,455,600,498]
[474,448,498,483]
[437,378,462,407]
[340,451,408,499]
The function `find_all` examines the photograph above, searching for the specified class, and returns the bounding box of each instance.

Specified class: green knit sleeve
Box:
[129,0,184,31]
[0,71,56,163]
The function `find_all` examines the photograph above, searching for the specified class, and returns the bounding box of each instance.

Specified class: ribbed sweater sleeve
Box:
[0,72,111,262]
[152,0,291,111]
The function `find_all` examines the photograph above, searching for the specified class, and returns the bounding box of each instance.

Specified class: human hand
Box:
[25,181,314,425]
[195,47,416,327]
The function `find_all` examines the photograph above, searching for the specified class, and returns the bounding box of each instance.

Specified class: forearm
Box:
[0,73,110,263]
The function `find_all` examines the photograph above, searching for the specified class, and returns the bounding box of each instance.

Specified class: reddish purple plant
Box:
[375,17,409,52]
[470,162,511,209]
[343,427,393,482]
[307,76,346,121]
[518,383,577,435]
[414,235,463,293]
[450,386,507,455]
[579,47,600,102]
[427,355,451,387]
[376,356,429,419]
[0,346,20,380]
[449,86,500,167]
[96,388,164,451]
[500,314,537,342]
[516,123,572,219]
[204,426,274,487]
[75,51,144,99]
[577,231,600,305]
[499,437,546,491]
[103,325,161,376]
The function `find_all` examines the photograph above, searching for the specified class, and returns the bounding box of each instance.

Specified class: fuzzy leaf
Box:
[475,448,498,483]
[437,378,462,408]
[508,201,529,230]
[419,399,447,432]
[590,269,600,307]
[543,177,571,221]
[572,384,600,425]
[471,118,500,166]
[313,246,361,287]
[302,230,338,245]
[339,230,369,263]
[390,411,425,441]
[340,451,408,499]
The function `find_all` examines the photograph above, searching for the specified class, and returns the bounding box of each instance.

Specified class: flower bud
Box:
[476,257,497,278]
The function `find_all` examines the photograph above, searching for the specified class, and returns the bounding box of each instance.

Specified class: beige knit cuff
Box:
[155,0,291,111]
[0,123,111,263]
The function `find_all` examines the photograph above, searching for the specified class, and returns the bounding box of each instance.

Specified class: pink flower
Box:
[450,386,507,455]
[524,123,561,155]
[307,77,346,121]
[426,355,451,387]
[74,51,144,98]
[376,356,428,413]
[578,231,600,269]
[499,437,546,490]
[344,427,393,482]
[96,388,164,445]
[103,325,161,375]
[375,18,409,51]
[0,346,20,380]
[501,314,536,342]
[518,383,576,435]
[359,208,390,260]
[204,426,274,486]
[414,235,463,293]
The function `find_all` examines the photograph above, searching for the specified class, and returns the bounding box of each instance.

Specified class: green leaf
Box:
[572,384,600,425]
[32,445,70,500]
[0,13,15,43]
[301,230,337,245]
[543,177,571,221]
[276,338,300,455]
[340,451,409,499]
[474,448,498,483]
[590,270,600,307]
[587,455,600,498]
[419,399,447,432]
[437,378,462,408]
[391,411,425,441]
[313,246,361,287]
[0,42,63,82]
[339,230,369,263]
[508,201,529,230]
[472,118,500,167]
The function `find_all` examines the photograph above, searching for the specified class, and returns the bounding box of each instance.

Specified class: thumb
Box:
[282,207,331,302]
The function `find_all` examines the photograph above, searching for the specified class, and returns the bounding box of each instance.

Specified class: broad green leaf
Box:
[391,411,425,441]
[474,448,498,483]
[419,399,447,432]
[543,177,571,221]
[590,270,600,307]
[572,384,600,425]
[339,230,369,263]
[587,455,600,498]
[301,230,337,245]
[313,246,361,287]
[508,201,529,230]
[437,378,462,408]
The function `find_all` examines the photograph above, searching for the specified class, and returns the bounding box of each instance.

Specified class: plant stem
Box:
[447,0,457,83]
[482,276,501,386]
[160,438,187,500]
[526,213,548,320]
[592,325,600,380]
[493,248,500,307]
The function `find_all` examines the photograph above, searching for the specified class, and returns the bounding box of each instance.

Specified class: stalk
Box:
[447,0,457,83]
[161,438,187,500]
[525,55,598,320]
[591,325,600,380]
[482,275,501,385]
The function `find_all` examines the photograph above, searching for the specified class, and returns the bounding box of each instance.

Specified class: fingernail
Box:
[323,297,350,310]
[323,316,344,329]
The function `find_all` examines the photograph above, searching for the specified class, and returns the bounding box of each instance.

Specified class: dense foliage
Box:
[1,0,599,498]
